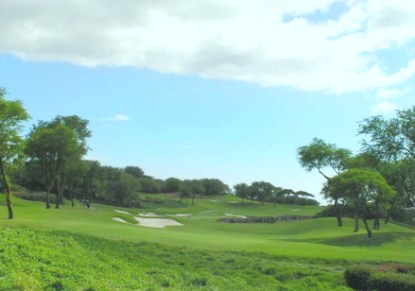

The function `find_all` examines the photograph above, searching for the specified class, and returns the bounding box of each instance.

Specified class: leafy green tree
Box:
[234,183,250,204]
[108,172,140,207]
[124,166,144,179]
[179,181,192,202]
[359,107,415,161]
[163,177,181,193]
[298,138,351,226]
[200,178,229,196]
[189,179,205,205]
[138,176,162,193]
[322,169,395,237]
[0,88,30,219]
[250,181,274,205]
[359,107,415,223]
[25,116,90,209]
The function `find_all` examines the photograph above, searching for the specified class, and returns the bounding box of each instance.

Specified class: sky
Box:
[1,0,415,202]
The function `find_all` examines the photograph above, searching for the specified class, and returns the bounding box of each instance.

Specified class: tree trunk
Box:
[335,199,343,227]
[0,157,13,219]
[373,203,380,230]
[55,174,65,209]
[192,193,195,205]
[46,180,54,209]
[354,211,359,233]
[242,197,244,205]
[362,217,372,238]
[384,197,397,224]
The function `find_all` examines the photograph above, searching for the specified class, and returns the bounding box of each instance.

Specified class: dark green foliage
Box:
[344,265,374,290]
[200,178,229,195]
[163,177,181,193]
[345,264,415,291]
[14,191,59,204]
[367,272,415,291]
[218,215,311,223]
[123,166,144,179]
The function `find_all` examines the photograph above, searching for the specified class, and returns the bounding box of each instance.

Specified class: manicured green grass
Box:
[1,193,415,264]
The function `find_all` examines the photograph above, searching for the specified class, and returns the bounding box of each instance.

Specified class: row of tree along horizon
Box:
[0,87,318,220]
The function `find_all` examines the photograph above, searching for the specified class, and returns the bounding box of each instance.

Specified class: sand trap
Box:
[134,217,182,228]
[138,212,163,217]
[174,213,192,217]
[225,213,247,219]
[114,210,131,215]
[112,217,129,223]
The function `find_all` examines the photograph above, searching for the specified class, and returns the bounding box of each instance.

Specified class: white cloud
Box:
[377,88,409,99]
[1,0,415,93]
[107,114,130,121]
[371,101,398,115]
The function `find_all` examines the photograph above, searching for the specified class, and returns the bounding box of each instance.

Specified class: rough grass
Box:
[0,227,352,290]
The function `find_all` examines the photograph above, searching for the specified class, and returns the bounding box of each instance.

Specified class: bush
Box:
[344,265,374,291]
[345,264,415,291]
[367,272,415,291]
[14,192,59,203]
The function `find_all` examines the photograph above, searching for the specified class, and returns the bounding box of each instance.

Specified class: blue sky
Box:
[1,1,415,201]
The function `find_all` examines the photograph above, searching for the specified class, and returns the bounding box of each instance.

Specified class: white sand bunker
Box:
[138,212,163,217]
[112,217,129,223]
[225,213,247,219]
[134,217,182,228]
[174,213,192,217]
[114,210,131,215]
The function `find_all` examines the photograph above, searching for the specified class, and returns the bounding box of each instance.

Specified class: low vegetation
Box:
[1,227,352,290]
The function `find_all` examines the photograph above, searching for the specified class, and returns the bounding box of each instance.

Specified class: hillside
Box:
[1,194,415,264]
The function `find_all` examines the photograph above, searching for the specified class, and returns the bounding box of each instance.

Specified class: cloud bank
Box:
[1,0,415,93]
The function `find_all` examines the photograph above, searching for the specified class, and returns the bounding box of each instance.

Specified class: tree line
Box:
[298,106,415,237]
[234,181,317,206]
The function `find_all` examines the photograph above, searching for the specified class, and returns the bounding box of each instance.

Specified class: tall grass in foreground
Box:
[0,227,351,290]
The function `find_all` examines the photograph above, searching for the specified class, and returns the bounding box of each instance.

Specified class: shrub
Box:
[367,272,415,291]
[14,192,59,203]
[344,265,374,290]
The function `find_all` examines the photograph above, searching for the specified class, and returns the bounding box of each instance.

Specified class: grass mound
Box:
[0,227,352,290]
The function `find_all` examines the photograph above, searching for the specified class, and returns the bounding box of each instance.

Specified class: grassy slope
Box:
[0,228,351,290]
[1,193,415,264]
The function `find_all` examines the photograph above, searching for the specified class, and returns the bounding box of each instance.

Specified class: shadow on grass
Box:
[274,232,415,248]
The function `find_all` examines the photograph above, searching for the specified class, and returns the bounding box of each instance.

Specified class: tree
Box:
[200,178,229,196]
[359,107,415,223]
[322,169,396,238]
[25,116,90,209]
[0,88,30,219]
[189,180,205,205]
[163,177,181,193]
[250,181,274,205]
[179,181,192,202]
[298,138,351,226]
[234,183,250,204]
[359,107,415,161]
[124,166,144,179]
